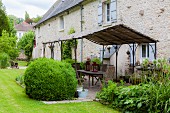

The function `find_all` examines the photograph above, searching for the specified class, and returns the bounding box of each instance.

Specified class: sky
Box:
[2,0,56,18]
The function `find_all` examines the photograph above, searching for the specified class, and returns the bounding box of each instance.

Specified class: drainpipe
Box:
[80,5,84,62]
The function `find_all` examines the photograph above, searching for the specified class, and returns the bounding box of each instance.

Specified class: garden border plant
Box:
[97,59,170,113]
[24,58,77,101]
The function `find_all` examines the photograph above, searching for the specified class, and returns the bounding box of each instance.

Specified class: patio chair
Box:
[103,65,115,84]
[94,65,115,85]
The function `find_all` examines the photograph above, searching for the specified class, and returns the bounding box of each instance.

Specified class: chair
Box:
[94,65,115,85]
[93,64,107,85]
[104,65,115,83]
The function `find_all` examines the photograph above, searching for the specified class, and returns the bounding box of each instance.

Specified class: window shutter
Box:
[149,43,155,61]
[129,44,136,65]
[98,2,103,26]
[110,0,117,22]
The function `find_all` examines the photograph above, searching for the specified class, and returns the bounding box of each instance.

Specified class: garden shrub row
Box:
[24,58,77,101]
[97,59,170,113]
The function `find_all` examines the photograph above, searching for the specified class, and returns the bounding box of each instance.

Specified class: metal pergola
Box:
[42,24,158,82]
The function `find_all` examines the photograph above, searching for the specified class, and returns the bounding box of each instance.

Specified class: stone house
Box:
[33,0,170,77]
[15,22,35,60]
[15,22,35,41]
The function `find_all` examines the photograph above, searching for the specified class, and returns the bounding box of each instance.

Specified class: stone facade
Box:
[34,0,170,76]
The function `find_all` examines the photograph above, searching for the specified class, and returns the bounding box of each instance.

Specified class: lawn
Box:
[0,69,118,113]
[17,61,28,66]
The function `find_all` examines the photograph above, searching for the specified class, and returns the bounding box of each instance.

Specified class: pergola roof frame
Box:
[42,24,158,82]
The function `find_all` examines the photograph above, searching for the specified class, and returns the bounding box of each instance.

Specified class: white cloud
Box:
[2,0,56,18]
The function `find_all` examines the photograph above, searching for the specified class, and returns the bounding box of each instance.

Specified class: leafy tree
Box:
[8,15,17,36]
[25,11,30,21]
[32,15,42,23]
[8,15,24,24]
[0,0,10,36]
[25,11,33,24]
[0,30,19,60]
[17,31,34,61]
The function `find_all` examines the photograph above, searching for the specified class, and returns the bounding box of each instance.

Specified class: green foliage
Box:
[97,80,170,112]
[97,59,170,113]
[0,69,118,113]
[8,15,24,24]
[24,58,77,101]
[25,11,30,21]
[16,74,25,87]
[0,30,19,60]
[7,15,17,36]
[63,27,77,59]
[32,15,42,23]
[63,58,75,64]
[0,52,9,68]
[0,0,10,36]
[17,31,34,61]
[91,58,101,65]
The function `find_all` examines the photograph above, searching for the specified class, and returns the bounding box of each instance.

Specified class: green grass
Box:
[0,69,119,113]
[17,61,28,66]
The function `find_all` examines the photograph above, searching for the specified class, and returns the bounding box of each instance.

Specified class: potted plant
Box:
[77,85,88,98]
[76,75,88,98]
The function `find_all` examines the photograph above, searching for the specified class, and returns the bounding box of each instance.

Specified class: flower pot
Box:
[77,89,88,98]
[77,85,83,91]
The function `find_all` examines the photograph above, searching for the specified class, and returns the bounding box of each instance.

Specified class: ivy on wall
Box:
[63,27,78,60]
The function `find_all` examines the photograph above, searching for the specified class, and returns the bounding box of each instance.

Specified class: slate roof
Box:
[15,22,35,31]
[35,0,83,27]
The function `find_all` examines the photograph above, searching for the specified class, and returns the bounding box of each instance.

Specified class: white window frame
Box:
[105,2,111,23]
[59,16,64,31]
[141,44,149,59]
[140,43,155,62]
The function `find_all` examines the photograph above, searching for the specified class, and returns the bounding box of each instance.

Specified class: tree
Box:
[8,15,24,24]
[17,31,34,61]
[0,0,10,36]
[8,15,17,36]
[32,15,42,23]
[25,11,30,21]
[0,30,19,60]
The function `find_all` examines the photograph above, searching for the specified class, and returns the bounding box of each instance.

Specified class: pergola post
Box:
[61,41,63,61]
[50,43,55,59]
[115,45,118,82]
[155,42,157,59]
[102,45,105,64]
[132,43,135,73]
[74,39,77,71]
[43,44,46,58]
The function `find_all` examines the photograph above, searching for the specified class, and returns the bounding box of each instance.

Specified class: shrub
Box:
[91,58,101,65]
[97,72,170,112]
[63,59,75,64]
[0,53,10,69]
[24,58,77,101]
[16,74,25,87]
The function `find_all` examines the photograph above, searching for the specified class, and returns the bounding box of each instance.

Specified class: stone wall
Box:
[34,0,170,76]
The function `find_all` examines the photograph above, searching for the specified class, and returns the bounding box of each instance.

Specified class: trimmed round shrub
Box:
[24,58,77,101]
[0,52,10,69]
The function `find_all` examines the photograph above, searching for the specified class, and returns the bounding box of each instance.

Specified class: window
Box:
[19,33,21,38]
[106,2,111,22]
[142,44,149,58]
[98,0,117,25]
[140,43,155,61]
[60,16,64,30]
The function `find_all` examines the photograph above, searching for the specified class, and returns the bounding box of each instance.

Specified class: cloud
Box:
[18,0,56,10]
[2,0,56,18]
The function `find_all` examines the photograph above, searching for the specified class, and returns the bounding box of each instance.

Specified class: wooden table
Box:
[77,70,104,87]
